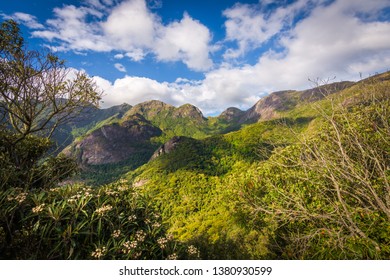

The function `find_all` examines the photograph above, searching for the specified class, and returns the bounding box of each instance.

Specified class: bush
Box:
[0,180,197,259]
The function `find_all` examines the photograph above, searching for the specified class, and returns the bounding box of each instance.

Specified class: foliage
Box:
[0,20,101,191]
[0,132,78,191]
[243,79,390,259]
[124,116,308,259]
[0,180,196,260]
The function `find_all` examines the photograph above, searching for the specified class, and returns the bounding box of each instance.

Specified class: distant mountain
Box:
[239,81,355,124]
[52,103,132,152]
[218,107,245,122]
[61,100,221,184]
[63,114,161,165]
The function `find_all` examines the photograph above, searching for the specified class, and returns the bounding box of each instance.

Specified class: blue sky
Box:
[1,0,390,115]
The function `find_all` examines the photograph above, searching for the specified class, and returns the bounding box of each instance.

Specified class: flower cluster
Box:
[105,190,119,197]
[135,230,146,242]
[95,204,113,216]
[111,229,121,238]
[122,241,138,254]
[117,185,129,192]
[187,245,199,256]
[91,247,107,259]
[152,222,161,229]
[128,214,137,223]
[7,192,28,204]
[67,188,93,203]
[32,204,45,214]
[157,237,168,249]
[166,253,178,260]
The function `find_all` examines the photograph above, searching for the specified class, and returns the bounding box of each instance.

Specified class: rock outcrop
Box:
[64,114,161,165]
[218,107,245,122]
[150,136,185,161]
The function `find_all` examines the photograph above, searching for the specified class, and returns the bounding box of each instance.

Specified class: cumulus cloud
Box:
[102,0,157,49]
[32,5,110,52]
[97,76,180,108]
[222,0,323,59]
[26,0,214,71]
[1,12,44,29]
[155,13,213,71]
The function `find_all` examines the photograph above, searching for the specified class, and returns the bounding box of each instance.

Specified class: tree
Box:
[0,20,101,142]
[0,20,102,189]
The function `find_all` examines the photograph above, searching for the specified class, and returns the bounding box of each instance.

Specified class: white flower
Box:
[111,229,121,238]
[91,247,107,259]
[32,204,45,214]
[95,205,113,216]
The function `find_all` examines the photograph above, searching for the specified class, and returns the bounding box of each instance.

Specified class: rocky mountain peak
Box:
[125,100,175,119]
[173,104,206,122]
[218,107,244,122]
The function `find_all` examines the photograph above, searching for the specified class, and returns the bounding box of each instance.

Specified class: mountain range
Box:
[53,76,360,185]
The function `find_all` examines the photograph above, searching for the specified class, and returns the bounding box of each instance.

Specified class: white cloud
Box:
[114,63,127,73]
[125,49,147,61]
[97,76,179,108]
[155,12,213,71]
[114,53,124,59]
[222,0,322,59]
[1,12,44,29]
[102,0,157,49]
[28,0,213,71]
[32,5,110,52]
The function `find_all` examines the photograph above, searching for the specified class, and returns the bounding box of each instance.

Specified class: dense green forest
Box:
[1,20,389,259]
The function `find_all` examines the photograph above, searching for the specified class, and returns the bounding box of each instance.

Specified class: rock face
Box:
[173,104,207,123]
[300,81,355,101]
[52,103,132,153]
[240,90,297,123]
[124,100,206,124]
[124,100,175,119]
[65,114,161,165]
[150,136,185,160]
[218,107,244,122]
[239,81,356,124]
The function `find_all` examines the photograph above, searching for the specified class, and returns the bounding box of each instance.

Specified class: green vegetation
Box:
[78,150,154,186]
[0,181,196,259]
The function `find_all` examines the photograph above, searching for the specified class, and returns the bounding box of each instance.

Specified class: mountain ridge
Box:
[58,72,388,185]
